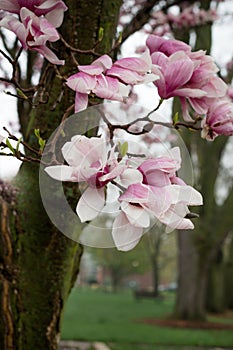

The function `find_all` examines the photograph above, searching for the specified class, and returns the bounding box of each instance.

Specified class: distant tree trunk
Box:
[175,230,216,320]
[0,1,122,349]
[224,236,233,309]
[206,249,225,313]
[147,228,162,297]
[152,262,159,297]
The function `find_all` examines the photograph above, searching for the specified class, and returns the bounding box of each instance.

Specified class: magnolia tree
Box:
[0,0,233,349]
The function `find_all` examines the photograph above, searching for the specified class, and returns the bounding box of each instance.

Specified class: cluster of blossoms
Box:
[146,35,233,140]
[65,34,233,140]
[0,0,67,64]
[66,49,159,113]
[148,7,218,36]
[45,135,203,251]
[0,1,233,251]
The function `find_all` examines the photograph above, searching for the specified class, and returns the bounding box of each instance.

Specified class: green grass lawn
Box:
[61,287,233,349]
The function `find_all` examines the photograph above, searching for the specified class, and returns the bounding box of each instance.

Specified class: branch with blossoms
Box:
[0,1,233,251]
[44,135,203,251]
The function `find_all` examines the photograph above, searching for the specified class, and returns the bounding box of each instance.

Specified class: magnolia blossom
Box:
[0,0,67,27]
[44,138,203,252]
[66,51,159,113]
[201,99,233,140]
[150,51,205,100]
[147,35,191,56]
[66,55,130,113]
[146,35,227,120]
[112,148,203,251]
[0,8,64,64]
[45,135,125,222]
[106,49,159,85]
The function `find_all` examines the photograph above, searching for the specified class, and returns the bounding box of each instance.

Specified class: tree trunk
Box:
[206,249,225,313]
[224,236,233,309]
[0,1,123,349]
[175,230,209,320]
[152,262,159,297]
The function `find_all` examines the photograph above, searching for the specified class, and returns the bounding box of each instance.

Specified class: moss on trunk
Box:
[0,1,123,349]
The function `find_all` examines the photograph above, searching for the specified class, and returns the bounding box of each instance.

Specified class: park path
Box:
[59,341,110,350]
[59,341,233,350]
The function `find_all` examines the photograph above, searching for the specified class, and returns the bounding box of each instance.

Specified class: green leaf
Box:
[98,27,104,41]
[34,129,46,152]
[39,138,46,152]
[16,137,22,152]
[117,32,122,44]
[173,112,179,125]
[34,128,40,138]
[16,88,28,100]
[6,138,15,154]
[118,141,128,158]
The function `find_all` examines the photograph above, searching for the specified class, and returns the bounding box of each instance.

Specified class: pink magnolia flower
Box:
[0,0,67,27]
[179,51,227,120]
[106,49,159,85]
[0,8,64,64]
[146,35,227,120]
[45,135,125,222]
[146,35,191,56]
[150,51,206,100]
[112,147,203,251]
[201,99,233,140]
[66,55,130,113]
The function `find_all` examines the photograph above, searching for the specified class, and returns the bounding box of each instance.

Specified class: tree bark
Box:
[175,230,209,320]
[0,1,123,349]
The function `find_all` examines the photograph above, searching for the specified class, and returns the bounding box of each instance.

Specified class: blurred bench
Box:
[134,290,159,300]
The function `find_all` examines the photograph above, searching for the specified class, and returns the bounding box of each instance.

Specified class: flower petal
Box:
[76,187,105,222]
[121,202,150,228]
[120,168,143,187]
[74,91,88,113]
[112,212,143,251]
[44,165,76,181]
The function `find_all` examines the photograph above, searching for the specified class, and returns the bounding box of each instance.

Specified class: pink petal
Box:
[173,88,206,98]
[66,72,96,93]
[76,187,105,222]
[114,56,149,74]
[43,5,68,28]
[0,15,27,48]
[92,54,113,70]
[160,203,194,230]
[74,92,88,113]
[112,212,143,251]
[107,66,145,84]
[94,75,129,101]
[120,168,143,187]
[121,202,150,228]
[146,35,191,56]
[44,165,76,181]
[164,56,194,95]
[202,76,227,98]
[167,185,203,206]
[0,0,20,13]
[119,183,151,203]
[78,65,104,76]
[35,45,64,65]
